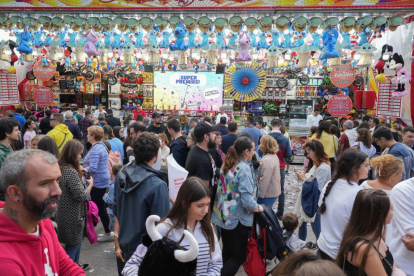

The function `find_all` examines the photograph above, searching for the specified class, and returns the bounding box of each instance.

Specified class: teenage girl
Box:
[22,119,36,149]
[123,177,222,276]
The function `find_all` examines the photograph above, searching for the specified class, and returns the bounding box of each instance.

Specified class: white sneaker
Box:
[98,234,114,242]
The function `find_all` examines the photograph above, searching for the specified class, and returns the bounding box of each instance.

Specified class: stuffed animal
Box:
[281,31,294,49]
[184,31,196,49]
[63,49,72,69]
[226,32,238,49]
[112,32,122,49]
[319,27,340,60]
[56,29,66,47]
[66,31,78,48]
[375,44,393,83]
[340,32,351,49]
[134,29,145,49]
[137,215,198,276]
[257,31,270,50]
[84,28,100,57]
[266,44,282,68]
[215,31,226,49]
[102,30,112,48]
[291,44,319,68]
[388,53,411,98]
[202,43,220,65]
[269,30,281,47]
[49,39,59,62]
[235,31,252,63]
[74,41,86,63]
[0,40,8,61]
[160,30,171,48]
[148,29,159,44]
[17,26,32,55]
[44,33,54,47]
[7,40,18,74]
[311,32,323,49]
[33,29,44,48]
[354,43,377,67]
[146,41,161,65]
[123,42,134,65]
[358,27,371,46]
[199,32,210,48]
[98,43,108,66]
[170,22,188,51]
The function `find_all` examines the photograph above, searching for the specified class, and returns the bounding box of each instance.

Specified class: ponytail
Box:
[222,146,240,176]
[222,136,254,175]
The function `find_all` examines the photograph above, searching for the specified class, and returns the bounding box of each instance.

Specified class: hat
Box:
[194,122,213,140]
[152,112,162,118]
[65,111,73,118]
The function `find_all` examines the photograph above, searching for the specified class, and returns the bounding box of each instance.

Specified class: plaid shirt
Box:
[79,117,94,139]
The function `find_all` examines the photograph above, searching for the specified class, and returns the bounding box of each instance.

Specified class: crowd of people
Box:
[0,105,413,276]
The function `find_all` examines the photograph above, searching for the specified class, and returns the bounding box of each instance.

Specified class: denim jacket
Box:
[212,160,259,230]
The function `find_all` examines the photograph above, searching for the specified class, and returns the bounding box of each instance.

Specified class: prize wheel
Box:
[85,71,95,81]
[224,61,267,102]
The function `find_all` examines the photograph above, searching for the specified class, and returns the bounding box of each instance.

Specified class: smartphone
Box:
[84,171,91,180]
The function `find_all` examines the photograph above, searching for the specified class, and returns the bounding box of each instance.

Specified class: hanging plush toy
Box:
[67,30,77,48]
[17,26,33,64]
[0,40,8,61]
[84,28,100,57]
[281,31,294,49]
[358,27,371,46]
[354,43,377,67]
[202,43,220,66]
[186,31,196,49]
[134,29,145,49]
[235,31,252,63]
[33,29,44,48]
[291,44,319,68]
[102,30,113,48]
[123,42,134,65]
[63,49,72,70]
[215,31,226,49]
[257,31,271,50]
[266,44,282,68]
[41,47,49,66]
[199,32,211,48]
[375,44,393,83]
[170,22,188,51]
[44,33,54,47]
[57,29,66,47]
[136,215,198,276]
[270,30,281,47]
[146,41,161,65]
[319,27,340,60]
[388,53,411,98]
[311,32,323,49]
[148,29,159,44]
[7,40,18,74]
[226,32,238,49]
[160,29,171,48]
[98,43,108,66]
[49,39,59,62]
[112,32,122,49]
[75,41,86,63]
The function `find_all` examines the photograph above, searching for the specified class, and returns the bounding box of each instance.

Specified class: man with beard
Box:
[0,150,84,275]
[147,112,166,134]
[185,122,218,208]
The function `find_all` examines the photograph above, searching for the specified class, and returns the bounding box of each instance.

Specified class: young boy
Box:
[282,213,306,252]
[103,163,123,231]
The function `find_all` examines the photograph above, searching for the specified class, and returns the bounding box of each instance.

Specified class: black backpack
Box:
[255,204,290,261]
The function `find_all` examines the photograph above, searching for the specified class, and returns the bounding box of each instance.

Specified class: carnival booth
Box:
[0,1,413,160]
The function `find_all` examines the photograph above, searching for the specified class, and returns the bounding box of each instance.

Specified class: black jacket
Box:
[105,115,121,129]
[39,117,53,134]
[170,136,189,168]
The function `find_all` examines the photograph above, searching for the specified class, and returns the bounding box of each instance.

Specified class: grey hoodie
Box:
[113,162,170,261]
[344,129,358,147]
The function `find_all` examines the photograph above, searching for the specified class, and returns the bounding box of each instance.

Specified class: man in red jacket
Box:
[0,149,85,276]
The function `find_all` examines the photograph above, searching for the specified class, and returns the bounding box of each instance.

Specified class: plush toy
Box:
[257,31,271,50]
[114,49,123,67]
[202,43,220,65]
[199,32,210,48]
[291,44,319,68]
[234,31,252,63]
[215,31,226,49]
[170,22,188,51]
[148,29,159,44]
[56,29,66,47]
[17,26,32,55]
[186,31,197,49]
[112,32,122,49]
[84,28,100,57]
[123,42,134,65]
[134,29,145,49]
[41,48,49,66]
[340,32,351,49]
[375,44,393,83]
[270,30,281,47]
[7,40,18,74]
[358,27,371,46]
[33,29,44,48]
[137,215,198,276]
[49,39,59,62]
[74,41,86,63]
[354,43,377,67]
[319,27,340,60]
[266,44,282,68]
[388,53,411,98]
[294,32,306,47]
[281,31,294,49]
[66,31,77,48]
[0,40,8,61]
[146,41,161,65]
[311,32,323,49]
[160,29,171,48]
[226,32,238,49]
[44,33,54,47]
[98,43,108,66]
[63,49,72,69]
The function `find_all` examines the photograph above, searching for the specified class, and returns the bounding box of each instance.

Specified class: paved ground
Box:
[79,166,316,275]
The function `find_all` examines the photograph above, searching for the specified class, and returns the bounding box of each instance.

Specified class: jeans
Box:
[257,197,278,207]
[65,243,82,264]
[91,187,111,233]
[221,222,250,276]
[298,212,321,241]
[277,169,286,216]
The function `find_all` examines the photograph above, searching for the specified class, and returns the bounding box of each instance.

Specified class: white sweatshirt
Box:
[123,219,222,276]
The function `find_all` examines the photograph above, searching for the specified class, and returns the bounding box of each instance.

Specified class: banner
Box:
[1,0,412,9]
[167,154,188,202]
[154,71,223,111]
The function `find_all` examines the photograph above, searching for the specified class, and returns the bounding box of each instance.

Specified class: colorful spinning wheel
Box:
[224,61,267,102]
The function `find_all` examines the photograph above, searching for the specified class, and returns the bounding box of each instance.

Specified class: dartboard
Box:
[224,61,267,102]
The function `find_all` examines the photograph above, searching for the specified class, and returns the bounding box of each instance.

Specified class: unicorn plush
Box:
[84,28,100,57]
[235,31,252,63]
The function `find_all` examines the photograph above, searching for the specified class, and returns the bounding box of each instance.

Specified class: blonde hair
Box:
[370,154,404,180]
[87,125,104,141]
[259,135,279,154]
[31,134,43,143]
[157,133,169,145]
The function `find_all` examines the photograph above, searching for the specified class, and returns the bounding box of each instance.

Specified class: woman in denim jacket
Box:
[212,136,263,276]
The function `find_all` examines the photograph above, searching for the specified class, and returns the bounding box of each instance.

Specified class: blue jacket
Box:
[212,160,259,230]
[113,162,170,261]
[13,114,26,130]
[83,142,111,189]
[170,136,189,168]
[64,120,82,140]
[108,138,124,164]
[268,131,292,169]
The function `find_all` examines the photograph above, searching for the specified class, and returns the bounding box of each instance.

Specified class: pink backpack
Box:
[86,200,100,244]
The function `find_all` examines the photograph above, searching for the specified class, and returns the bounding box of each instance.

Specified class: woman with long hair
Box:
[303,126,318,173]
[318,149,370,261]
[310,120,338,170]
[257,135,281,206]
[83,125,111,241]
[37,136,60,158]
[186,131,196,148]
[180,114,190,135]
[56,140,93,269]
[336,189,403,276]
[22,119,36,149]
[123,177,222,276]
[353,128,376,159]
[157,133,170,172]
[212,136,263,276]
[103,125,124,164]
[214,131,225,164]
[113,126,124,142]
[294,140,331,241]
[123,113,135,138]
[256,119,268,137]
[360,154,404,194]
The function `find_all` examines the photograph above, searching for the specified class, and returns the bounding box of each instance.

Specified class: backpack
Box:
[243,226,266,276]
[255,204,289,261]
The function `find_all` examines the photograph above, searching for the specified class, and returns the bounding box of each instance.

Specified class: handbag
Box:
[86,200,100,244]
[243,225,267,276]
